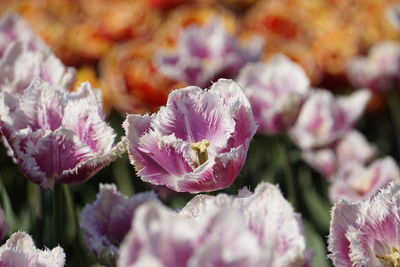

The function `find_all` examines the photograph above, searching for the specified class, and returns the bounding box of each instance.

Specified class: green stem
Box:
[386,91,400,158]
[279,139,297,208]
[63,185,78,239]
[42,189,52,246]
[52,184,63,247]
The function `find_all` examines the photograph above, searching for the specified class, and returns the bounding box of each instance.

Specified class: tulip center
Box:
[191,139,210,167]
[376,247,400,267]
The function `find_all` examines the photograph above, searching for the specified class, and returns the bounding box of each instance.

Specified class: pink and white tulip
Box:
[0,79,125,190]
[80,184,157,266]
[118,182,309,267]
[347,41,400,91]
[289,89,370,150]
[328,182,400,266]
[0,13,46,57]
[0,41,75,95]
[0,232,65,266]
[303,130,376,178]
[123,79,257,193]
[237,55,310,134]
[329,157,400,203]
[156,19,263,87]
[0,13,75,95]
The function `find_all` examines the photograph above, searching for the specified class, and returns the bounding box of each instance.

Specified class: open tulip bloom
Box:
[123,79,257,193]
[118,182,310,267]
[329,182,400,266]
[0,79,125,190]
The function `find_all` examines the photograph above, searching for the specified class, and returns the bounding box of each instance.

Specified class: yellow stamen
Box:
[191,139,210,167]
[376,247,400,267]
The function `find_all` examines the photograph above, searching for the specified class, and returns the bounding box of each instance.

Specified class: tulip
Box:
[156,19,263,88]
[329,157,400,203]
[237,55,310,134]
[0,232,65,266]
[329,182,400,266]
[347,41,400,91]
[289,89,370,150]
[302,130,376,178]
[123,79,257,193]
[0,13,45,57]
[0,79,124,189]
[118,182,309,267]
[80,184,157,266]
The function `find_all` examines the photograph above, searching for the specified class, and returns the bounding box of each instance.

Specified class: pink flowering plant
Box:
[156,18,263,88]
[0,79,125,189]
[123,79,257,193]
[328,182,400,266]
[1,7,400,267]
[237,54,310,134]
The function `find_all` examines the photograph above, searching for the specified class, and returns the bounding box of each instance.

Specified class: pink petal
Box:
[81,184,157,265]
[0,232,65,267]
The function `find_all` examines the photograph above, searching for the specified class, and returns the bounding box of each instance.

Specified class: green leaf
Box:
[304,219,331,267]
[299,167,331,231]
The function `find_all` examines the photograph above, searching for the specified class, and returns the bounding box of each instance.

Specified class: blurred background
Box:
[1,0,400,266]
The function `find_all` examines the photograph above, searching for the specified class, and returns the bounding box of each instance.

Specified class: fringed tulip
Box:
[0,13,45,57]
[328,182,400,266]
[329,157,400,203]
[237,55,310,134]
[123,79,257,193]
[118,182,309,267]
[80,184,157,266]
[289,89,370,150]
[156,19,263,88]
[347,41,400,91]
[303,130,376,178]
[0,13,75,95]
[0,232,65,266]
[0,41,75,95]
[0,79,125,190]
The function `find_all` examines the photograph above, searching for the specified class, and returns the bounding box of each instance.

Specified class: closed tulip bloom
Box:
[80,184,157,266]
[237,55,310,134]
[118,182,309,267]
[123,79,257,193]
[156,19,263,88]
[328,182,400,266]
[329,157,400,203]
[289,89,370,150]
[0,232,65,266]
[0,79,125,190]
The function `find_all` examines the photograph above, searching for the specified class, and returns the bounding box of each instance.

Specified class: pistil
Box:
[191,139,210,167]
[376,247,400,267]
